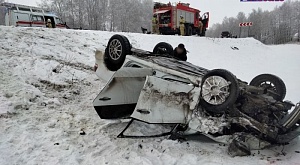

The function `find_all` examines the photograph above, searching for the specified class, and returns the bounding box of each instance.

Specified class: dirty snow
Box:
[0,26,300,165]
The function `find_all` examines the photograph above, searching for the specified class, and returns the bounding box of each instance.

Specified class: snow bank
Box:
[0,26,299,165]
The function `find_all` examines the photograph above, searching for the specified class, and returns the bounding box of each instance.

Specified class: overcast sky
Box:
[6,0,287,26]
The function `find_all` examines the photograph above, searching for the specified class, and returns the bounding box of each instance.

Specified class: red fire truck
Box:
[153,2,209,36]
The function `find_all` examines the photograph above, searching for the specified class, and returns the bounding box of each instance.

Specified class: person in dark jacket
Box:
[173,43,187,61]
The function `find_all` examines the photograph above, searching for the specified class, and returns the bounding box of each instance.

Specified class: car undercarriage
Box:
[93,34,300,156]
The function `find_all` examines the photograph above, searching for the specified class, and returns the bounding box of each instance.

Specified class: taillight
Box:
[93,64,98,72]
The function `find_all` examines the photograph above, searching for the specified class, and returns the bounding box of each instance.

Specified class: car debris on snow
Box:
[93,34,300,157]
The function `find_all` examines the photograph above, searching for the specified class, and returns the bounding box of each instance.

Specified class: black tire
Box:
[153,42,174,56]
[200,69,239,113]
[249,74,286,101]
[104,34,131,71]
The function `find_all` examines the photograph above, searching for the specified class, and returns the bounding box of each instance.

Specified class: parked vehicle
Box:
[93,34,300,156]
[292,33,299,42]
[153,2,209,36]
[0,2,66,28]
[221,31,232,38]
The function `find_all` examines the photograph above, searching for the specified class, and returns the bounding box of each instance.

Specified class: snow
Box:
[0,26,300,165]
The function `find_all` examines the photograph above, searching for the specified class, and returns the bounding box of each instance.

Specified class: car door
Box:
[31,15,45,27]
[55,17,66,28]
[15,12,31,27]
[0,6,7,26]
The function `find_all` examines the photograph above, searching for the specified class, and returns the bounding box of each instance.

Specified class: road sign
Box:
[239,22,253,38]
[239,22,253,27]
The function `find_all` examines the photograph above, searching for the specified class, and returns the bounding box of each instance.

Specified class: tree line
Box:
[207,0,300,44]
[38,0,153,32]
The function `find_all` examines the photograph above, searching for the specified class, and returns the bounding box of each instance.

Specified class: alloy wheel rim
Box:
[202,76,231,105]
[109,39,122,60]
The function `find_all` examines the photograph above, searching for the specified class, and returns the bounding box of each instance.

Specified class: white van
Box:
[0,2,66,28]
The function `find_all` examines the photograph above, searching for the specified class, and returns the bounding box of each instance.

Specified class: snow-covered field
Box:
[0,26,300,165]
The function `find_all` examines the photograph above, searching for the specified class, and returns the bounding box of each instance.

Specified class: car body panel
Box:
[131,76,201,124]
[93,67,153,107]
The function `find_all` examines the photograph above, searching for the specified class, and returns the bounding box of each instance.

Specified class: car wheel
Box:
[153,42,174,56]
[104,34,131,71]
[250,74,286,101]
[200,69,239,113]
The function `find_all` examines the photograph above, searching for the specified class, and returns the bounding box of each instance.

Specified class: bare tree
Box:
[38,0,152,32]
[207,0,300,45]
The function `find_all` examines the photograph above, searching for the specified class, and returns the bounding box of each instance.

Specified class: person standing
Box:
[179,15,185,36]
[46,19,52,28]
[199,17,204,36]
[152,15,159,34]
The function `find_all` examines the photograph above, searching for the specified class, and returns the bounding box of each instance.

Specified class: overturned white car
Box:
[93,34,300,156]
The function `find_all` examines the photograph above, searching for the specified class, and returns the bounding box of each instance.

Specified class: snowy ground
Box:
[0,26,300,165]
